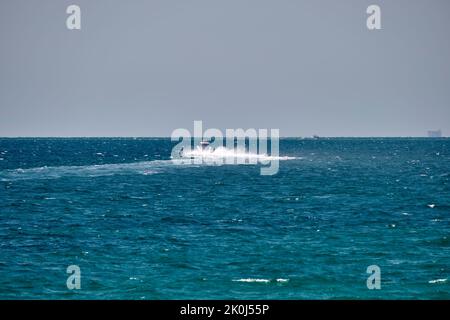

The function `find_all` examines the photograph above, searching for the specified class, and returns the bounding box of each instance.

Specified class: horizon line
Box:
[0,136,448,139]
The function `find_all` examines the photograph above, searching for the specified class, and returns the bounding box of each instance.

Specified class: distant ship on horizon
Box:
[428,130,442,138]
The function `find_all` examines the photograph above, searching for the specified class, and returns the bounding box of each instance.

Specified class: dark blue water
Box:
[0,138,449,299]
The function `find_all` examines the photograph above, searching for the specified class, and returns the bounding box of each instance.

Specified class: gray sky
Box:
[1,0,449,137]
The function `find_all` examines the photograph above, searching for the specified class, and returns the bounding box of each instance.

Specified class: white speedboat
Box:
[199,140,210,150]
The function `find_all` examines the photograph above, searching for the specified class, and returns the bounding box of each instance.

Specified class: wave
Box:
[428,278,447,284]
[232,278,289,283]
[0,160,173,181]
[0,148,298,181]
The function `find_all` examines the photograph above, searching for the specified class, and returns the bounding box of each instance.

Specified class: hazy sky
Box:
[1,0,449,137]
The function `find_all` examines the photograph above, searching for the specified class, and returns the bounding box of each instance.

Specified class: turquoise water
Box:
[0,138,449,299]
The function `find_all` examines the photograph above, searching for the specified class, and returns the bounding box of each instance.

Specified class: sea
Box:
[0,138,449,299]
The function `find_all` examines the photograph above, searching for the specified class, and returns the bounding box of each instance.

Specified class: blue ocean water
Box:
[0,138,449,299]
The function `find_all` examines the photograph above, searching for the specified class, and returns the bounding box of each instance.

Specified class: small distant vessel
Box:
[312,135,320,139]
[427,130,442,138]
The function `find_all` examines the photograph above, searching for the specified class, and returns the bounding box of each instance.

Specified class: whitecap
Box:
[233,278,271,283]
[313,195,332,199]
[141,170,158,175]
[388,259,404,265]
[0,160,174,181]
[428,278,447,284]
